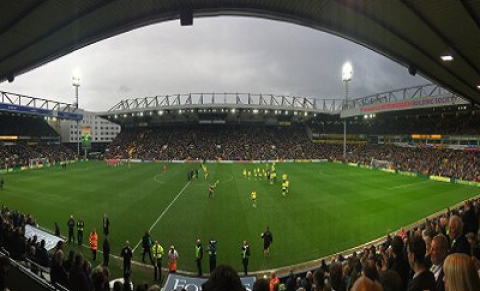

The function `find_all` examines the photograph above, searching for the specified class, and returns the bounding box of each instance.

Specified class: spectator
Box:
[406,235,436,291]
[202,265,246,291]
[449,215,470,255]
[443,253,480,291]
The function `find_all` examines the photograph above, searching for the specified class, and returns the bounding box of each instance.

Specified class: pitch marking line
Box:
[133,181,191,252]
[191,173,234,187]
[153,174,167,184]
[388,180,432,190]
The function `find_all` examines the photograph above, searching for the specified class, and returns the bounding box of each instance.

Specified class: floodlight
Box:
[253,109,258,114]
[342,62,353,81]
[72,68,81,86]
[440,55,454,62]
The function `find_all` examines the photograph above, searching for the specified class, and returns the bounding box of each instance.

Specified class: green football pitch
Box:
[1,161,478,273]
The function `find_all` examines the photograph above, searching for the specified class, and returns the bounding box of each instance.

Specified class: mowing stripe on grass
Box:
[132,180,191,252]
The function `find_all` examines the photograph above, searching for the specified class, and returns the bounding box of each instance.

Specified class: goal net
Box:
[371,158,393,170]
[29,158,48,168]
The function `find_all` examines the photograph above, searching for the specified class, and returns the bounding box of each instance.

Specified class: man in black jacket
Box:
[449,215,470,255]
[67,215,75,243]
[261,226,273,257]
[430,234,448,291]
[121,241,133,276]
[241,240,250,276]
[406,235,436,291]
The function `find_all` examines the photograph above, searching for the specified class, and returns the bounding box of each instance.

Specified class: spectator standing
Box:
[142,231,154,264]
[168,245,179,273]
[67,215,75,243]
[406,235,436,291]
[269,270,280,291]
[152,240,164,281]
[121,241,133,275]
[430,235,448,291]
[195,238,203,277]
[103,237,110,266]
[261,226,273,257]
[89,229,98,261]
[443,253,480,291]
[241,240,250,276]
[449,215,470,255]
[77,218,84,246]
[207,239,217,273]
[102,214,109,236]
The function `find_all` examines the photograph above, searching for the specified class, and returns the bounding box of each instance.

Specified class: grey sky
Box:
[0,17,427,111]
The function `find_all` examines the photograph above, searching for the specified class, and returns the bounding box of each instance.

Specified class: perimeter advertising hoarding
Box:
[164,273,255,291]
[25,225,64,251]
[341,94,469,118]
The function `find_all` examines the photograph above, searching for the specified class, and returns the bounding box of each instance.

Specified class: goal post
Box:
[371,158,393,170]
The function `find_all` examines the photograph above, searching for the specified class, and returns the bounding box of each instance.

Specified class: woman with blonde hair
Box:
[443,253,480,291]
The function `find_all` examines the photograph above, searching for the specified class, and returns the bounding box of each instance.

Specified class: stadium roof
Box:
[1,1,480,105]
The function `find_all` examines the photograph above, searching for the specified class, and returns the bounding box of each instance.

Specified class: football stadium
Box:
[2,2,480,291]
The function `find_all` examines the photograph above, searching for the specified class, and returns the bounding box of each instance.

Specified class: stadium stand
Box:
[0,113,77,170]
[4,108,480,290]
[310,110,479,135]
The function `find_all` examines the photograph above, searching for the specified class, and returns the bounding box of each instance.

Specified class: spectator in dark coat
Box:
[50,250,68,287]
[449,215,470,256]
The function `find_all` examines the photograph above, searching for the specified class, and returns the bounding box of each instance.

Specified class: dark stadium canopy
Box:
[1,1,480,105]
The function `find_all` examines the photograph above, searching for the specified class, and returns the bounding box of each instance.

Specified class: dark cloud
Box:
[0,17,427,111]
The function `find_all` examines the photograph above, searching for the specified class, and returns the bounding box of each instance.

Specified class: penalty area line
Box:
[132,181,191,252]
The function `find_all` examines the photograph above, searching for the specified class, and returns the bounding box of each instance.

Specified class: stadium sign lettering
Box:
[341,94,468,118]
[397,171,417,177]
[455,179,480,187]
[164,274,255,291]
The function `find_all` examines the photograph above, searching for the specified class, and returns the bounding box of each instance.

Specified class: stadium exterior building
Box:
[59,109,121,153]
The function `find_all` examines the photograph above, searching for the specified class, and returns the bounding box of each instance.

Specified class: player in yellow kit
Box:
[243,168,247,179]
[250,191,257,208]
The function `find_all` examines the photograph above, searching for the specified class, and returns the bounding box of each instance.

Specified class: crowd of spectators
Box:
[310,110,480,135]
[106,126,480,182]
[0,205,161,291]
[0,144,77,169]
[0,114,58,137]
[106,125,318,161]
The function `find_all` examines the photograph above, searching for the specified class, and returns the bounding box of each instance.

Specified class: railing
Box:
[107,93,344,113]
[0,91,77,112]
[344,83,458,109]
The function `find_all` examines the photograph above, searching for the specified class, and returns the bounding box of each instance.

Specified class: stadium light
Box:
[440,55,454,62]
[231,108,236,113]
[477,85,480,89]
[72,70,81,159]
[253,109,259,114]
[342,62,353,82]
[342,61,353,159]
